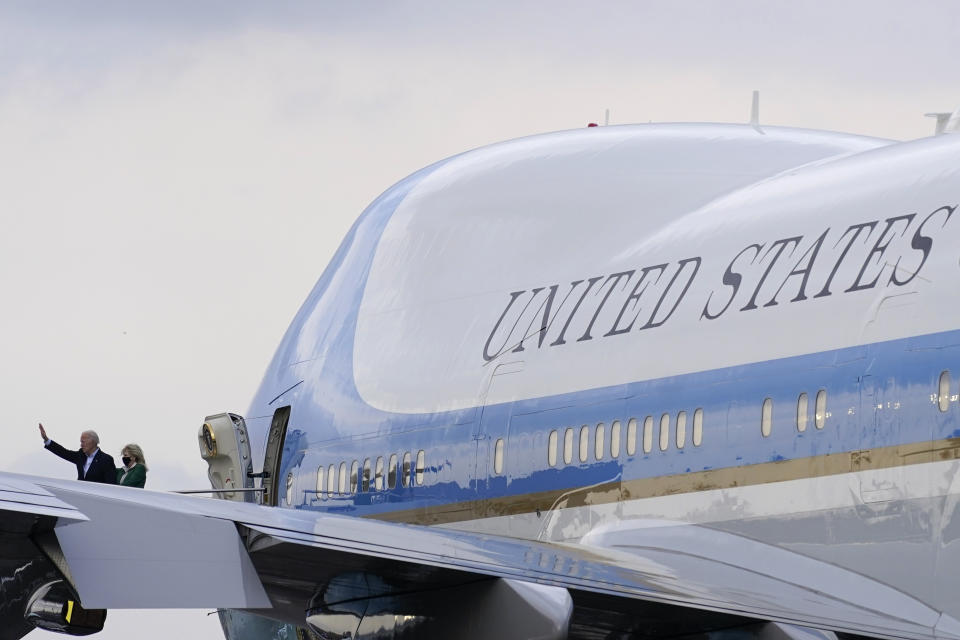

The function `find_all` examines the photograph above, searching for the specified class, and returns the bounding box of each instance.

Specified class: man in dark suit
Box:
[38,423,117,484]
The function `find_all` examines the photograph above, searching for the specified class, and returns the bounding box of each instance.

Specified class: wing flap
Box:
[47,488,271,609]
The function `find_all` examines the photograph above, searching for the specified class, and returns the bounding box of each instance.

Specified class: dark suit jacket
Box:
[45,440,117,484]
[116,463,147,488]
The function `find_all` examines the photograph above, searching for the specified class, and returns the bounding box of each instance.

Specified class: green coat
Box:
[116,463,147,488]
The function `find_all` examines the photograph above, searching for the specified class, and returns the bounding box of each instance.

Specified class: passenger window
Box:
[328,464,336,498]
[350,460,359,494]
[388,454,398,489]
[317,466,325,500]
[494,439,504,474]
[626,418,637,456]
[563,428,574,464]
[402,452,411,487]
[416,450,425,485]
[692,408,703,446]
[659,413,670,451]
[610,420,621,458]
[595,423,605,460]
[939,370,951,412]
[338,462,347,495]
[797,393,809,432]
[548,430,558,467]
[761,398,772,437]
[375,456,384,491]
[643,416,653,454]
[676,411,687,449]
[815,389,827,429]
[579,425,590,463]
[362,458,371,492]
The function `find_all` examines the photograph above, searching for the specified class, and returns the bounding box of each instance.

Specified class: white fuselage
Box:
[243,124,960,636]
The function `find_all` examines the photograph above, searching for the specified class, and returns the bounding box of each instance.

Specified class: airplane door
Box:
[198,412,255,502]
[260,406,291,507]
[855,374,905,504]
[474,361,523,499]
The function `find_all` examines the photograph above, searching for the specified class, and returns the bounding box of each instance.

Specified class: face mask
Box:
[122,456,132,466]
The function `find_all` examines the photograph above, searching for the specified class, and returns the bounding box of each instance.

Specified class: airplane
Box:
[3,104,960,640]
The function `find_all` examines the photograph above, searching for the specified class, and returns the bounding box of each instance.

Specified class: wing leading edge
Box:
[0,470,954,640]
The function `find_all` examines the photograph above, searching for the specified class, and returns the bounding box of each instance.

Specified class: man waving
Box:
[39,423,117,484]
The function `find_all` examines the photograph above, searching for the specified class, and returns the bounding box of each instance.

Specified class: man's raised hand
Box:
[38,423,48,441]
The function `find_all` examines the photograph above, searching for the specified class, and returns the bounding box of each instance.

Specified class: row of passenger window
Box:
[299,372,951,502]
[529,389,832,474]
[494,374,953,476]
[496,410,708,475]
[759,368,960,436]
[760,389,828,437]
[294,371,949,501]
[312,450,426,500]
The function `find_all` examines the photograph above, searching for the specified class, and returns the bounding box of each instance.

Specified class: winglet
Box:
[947,107,960,134]
[925,107,960,135]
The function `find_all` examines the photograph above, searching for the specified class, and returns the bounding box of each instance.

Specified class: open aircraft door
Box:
[199,412,255,502]
[854,374,909,505]
[854,368,937,506]
[259,406,291,507]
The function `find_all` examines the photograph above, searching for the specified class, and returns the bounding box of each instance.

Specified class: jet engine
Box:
[24,580,106,636]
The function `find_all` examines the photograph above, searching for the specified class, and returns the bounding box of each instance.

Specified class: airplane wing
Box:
[1,470,955,640]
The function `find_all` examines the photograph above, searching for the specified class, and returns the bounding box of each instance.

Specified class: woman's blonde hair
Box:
[122,443,148,470]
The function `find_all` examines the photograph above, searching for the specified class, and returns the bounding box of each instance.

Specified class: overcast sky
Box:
[3,2,959,639]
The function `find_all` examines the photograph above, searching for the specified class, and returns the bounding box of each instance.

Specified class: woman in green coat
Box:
[116,443,148,488]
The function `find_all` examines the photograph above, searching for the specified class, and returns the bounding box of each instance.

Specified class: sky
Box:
[2,2,959,638]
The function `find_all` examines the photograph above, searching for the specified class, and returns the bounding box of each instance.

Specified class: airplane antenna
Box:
[604,109,610,126]
[925,106,960,135]
[750,90,764,134]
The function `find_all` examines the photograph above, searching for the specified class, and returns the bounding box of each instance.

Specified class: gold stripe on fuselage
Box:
[368,437,960,526]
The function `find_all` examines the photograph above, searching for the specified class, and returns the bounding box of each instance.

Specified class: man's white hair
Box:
[82,430,99,445]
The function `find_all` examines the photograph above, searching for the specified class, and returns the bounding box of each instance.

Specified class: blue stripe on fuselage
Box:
[286,328,960,518]
[247,143,960,517]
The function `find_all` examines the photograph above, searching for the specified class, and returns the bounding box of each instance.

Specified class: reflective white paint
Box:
[354,125,924,414]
